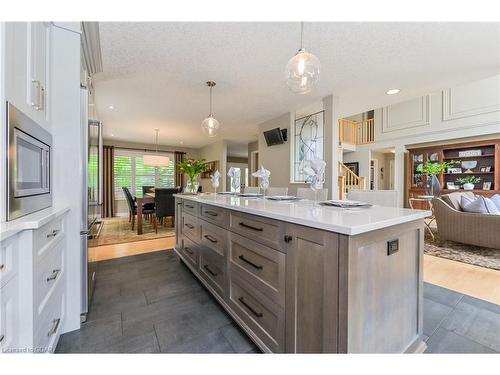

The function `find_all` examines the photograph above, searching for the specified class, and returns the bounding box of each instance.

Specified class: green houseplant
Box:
[178,158,208,193]
[416,160,460,196]
[456,176,481,190]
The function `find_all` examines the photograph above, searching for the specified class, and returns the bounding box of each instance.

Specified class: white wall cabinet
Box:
[5,22,51,131]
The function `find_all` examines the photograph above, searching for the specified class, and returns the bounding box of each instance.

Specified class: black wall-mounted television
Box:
[263,128,287,146]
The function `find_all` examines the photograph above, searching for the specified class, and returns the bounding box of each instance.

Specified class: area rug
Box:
[95,216,176,246]
[424,229,500,271]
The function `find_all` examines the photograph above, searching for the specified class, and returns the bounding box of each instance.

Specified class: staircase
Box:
[338,162,367,200]
[338,118,375,145]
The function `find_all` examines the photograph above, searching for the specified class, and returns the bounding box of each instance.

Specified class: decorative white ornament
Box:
[227,167,241,192]
[211,170,221,191]
[252,166,271,192]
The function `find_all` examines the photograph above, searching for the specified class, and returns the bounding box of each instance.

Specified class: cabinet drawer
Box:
[0,234,19,288]
[200,219,227,257]
[34,284,65,353]
[182,212,200,242]
[200,204,228,228]
[182,200,199,216]
[229,212,285,252]
[199,246,226,298]
[0,276,19,353]
[229,232,285,306]
[179,235,199,269]
[34,216,64,259]
[229,274,285,353]
[34,239,64,315]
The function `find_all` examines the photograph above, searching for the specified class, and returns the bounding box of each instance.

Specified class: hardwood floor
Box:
[92,237,176,262]
[424,254,500,305]
[91,236,499,305]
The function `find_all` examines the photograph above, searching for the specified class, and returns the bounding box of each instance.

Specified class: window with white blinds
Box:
[114,149,175,199]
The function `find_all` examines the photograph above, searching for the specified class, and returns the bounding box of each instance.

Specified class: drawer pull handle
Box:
[238,297,263,318]
[0,264,5,272]
[204,234,218,243]
[203,264,218,277]
[238,255,263,270]
[204,210,219,217]
[46,269,61,282]
[48,318,61,337]
[184,223,195,229]
[46,229,60,238]
[0,334,4,343]
[239,222,263,232]
[184,247,194,255]
[185,204,194,209]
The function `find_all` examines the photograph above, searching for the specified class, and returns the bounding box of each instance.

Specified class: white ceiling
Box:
[94,22,500,148]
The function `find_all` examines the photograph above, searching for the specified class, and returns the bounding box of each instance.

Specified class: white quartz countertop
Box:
[0,206,70,242]
[175,194,431,236]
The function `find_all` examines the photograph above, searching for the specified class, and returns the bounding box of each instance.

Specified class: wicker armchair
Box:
[432,194,500,249]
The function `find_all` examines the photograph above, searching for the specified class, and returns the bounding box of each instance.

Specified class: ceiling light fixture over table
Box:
[201,81,220,137]
[143,129,170,167]
[285,22,321,94]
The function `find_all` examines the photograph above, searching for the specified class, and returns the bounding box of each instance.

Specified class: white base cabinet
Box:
[0,209,68,353]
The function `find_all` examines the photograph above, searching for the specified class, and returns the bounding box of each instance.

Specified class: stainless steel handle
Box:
[0,334,4,343]
[31,79,41,109]
[238,255,263,270]
[46,229,60,238]
[184,223,195,229]
[184,247,194,255]
[239,222,263,232]
[0,264,5,272]
[39,85,45,111]
[47,318,61,336]
[204,210,218,217]
[203,264,217,277]
[185,204,194,209]
[46,269,61,282]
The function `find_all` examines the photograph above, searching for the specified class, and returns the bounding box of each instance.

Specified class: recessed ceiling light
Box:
[110,134,114,137]
[386,89,400,95]
[108,105,115,110]
[179,140,184,145]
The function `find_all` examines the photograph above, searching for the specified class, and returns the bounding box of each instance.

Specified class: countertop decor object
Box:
[210,170,221,194]
[252,166,271,195]
[178,158,208,193]
[285,22,321,94]
[303,158,326,202]
[227,167,241,193]
[201,81,220,137]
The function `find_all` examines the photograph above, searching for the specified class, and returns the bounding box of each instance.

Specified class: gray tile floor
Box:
[56,250,499,353]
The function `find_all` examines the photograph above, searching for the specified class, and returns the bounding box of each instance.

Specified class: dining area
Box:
[122,186,181,235]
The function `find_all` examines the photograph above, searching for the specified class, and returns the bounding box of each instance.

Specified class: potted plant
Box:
[416,160,460,196]
[456,176,481,190]
[178,158,208,193]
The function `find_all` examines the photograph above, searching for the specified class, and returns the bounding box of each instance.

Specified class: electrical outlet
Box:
[387,239,399,255]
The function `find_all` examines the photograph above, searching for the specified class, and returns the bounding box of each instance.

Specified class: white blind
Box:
[114,149,175,199]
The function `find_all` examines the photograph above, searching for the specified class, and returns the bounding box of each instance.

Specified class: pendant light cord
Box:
[209,85,213,116]
[155,129,159,153]
[300,21,304,50]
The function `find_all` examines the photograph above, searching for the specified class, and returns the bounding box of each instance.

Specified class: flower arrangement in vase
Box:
[416,160,460,196]
[456,176,481,190]
[178,158,208,193]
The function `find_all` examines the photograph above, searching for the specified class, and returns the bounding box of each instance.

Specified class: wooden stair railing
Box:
[339,118,375,145]
[338,162,367,200]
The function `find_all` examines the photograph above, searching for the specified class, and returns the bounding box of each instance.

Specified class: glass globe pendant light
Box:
[285,22,321,94]
[201,81,220,137]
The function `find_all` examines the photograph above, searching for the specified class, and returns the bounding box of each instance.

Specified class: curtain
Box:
[175,151,185,188]
[102,145,115,217]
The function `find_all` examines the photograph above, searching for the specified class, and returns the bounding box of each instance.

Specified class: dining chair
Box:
[153,187,180,231]
[347,190,398,207]
[296,188,328,201]
[267,187,288,196]
[122,187,156,231]
[142,185,155,195]
[243,186,260,194]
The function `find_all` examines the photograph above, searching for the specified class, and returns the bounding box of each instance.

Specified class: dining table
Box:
[135,192,155,235]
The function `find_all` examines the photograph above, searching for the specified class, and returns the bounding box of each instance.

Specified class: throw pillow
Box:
[491,194,500,211]
[462,196,500,215]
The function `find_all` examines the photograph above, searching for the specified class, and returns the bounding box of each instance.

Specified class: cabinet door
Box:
[0,277,19,353]
[27,22,51,128]
[285,224,339,353]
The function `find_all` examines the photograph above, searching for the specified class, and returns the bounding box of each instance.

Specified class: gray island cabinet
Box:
[174,194,430,353]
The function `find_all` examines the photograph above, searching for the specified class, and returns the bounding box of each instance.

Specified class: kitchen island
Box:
[174,193,430,353]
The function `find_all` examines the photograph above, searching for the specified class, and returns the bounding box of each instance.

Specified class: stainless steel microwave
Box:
[6,102,52,221]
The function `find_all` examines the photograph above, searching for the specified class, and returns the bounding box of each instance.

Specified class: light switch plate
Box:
[387,239,399,255]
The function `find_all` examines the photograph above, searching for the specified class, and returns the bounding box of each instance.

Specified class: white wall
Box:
[342,74,500,206]
[198,140,227,193]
